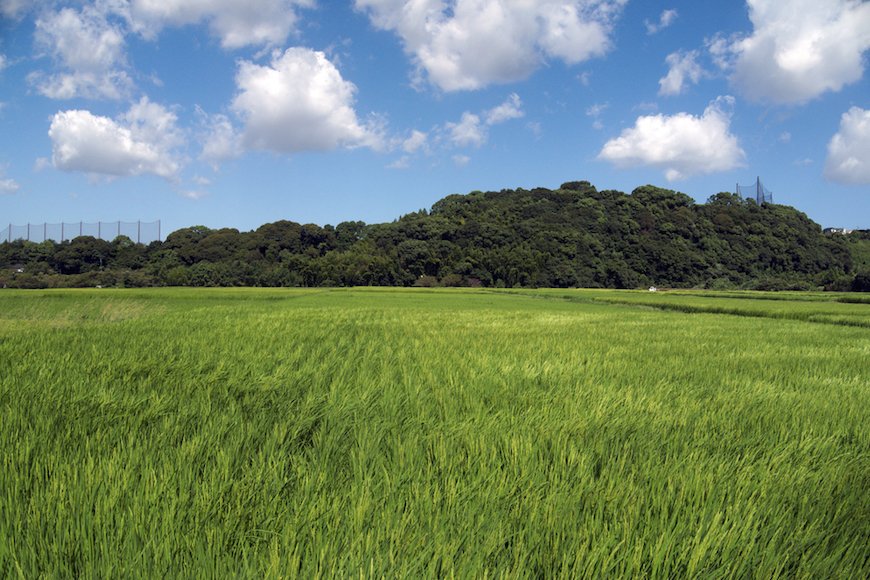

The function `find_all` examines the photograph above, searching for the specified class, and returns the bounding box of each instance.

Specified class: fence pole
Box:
[158,220,161,242]
[98,221,101,240]
[137,221,141,244]
[61,222,64,241]
[7,223,10,243]
[79,221,82,237]
[43,223,47,242]
[27,223,30,242]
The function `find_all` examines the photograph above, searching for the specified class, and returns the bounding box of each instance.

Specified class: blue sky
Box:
[0,0,868,237]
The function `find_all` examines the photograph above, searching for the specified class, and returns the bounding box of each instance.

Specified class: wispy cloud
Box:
[645,9,678,35]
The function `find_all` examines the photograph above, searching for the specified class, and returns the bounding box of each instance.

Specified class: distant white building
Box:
[823,228,853,235]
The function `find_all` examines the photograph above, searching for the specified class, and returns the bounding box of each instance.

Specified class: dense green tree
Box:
[1,181,862,290]
[163,226,213,265]
[53,236,114,274]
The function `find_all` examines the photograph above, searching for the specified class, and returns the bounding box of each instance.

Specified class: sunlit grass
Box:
[1,288,867,576]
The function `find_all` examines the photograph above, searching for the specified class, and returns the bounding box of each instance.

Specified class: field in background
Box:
[1,288,868,577]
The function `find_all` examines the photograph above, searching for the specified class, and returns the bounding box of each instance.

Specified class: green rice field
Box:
[1,288,868,577]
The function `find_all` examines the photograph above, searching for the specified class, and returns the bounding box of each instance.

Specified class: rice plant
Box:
[0,288,867,577]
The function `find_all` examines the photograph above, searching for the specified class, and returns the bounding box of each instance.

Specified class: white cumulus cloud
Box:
[355,0,627,91]
[485,93,524,125]
[26,1,318,100]
[447,112,485,148]
[402,129,428,153]
[658,50,703,96]
[445,93,525,148]
[31,6,132,100]
[49,97,185,179]
[198,111,243,167]
[0,178,18,194]
[825,107,870,185]
[232,47,383,154]
[725,0,870,104]
[0,166,19,194]
[645,8,677,35]
[0,0,31,19]
[119,0,314,49]
[598,96,745,181]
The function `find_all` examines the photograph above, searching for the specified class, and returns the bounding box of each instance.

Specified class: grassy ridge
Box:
[1,288,868,577]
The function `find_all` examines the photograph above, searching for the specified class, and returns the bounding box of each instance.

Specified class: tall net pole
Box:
[2,221,160,244]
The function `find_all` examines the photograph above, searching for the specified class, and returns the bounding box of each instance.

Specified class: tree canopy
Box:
[1,182,865,291]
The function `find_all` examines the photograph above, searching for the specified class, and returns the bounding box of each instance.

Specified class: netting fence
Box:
[2,221,161,244]
[736,177,773,205]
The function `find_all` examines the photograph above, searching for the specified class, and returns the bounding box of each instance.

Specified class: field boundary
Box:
[490,290,870,329]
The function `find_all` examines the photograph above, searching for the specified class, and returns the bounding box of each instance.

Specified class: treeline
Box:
[2,182,868,291]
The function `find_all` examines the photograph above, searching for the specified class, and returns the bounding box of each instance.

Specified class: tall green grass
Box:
[1,288,867,577]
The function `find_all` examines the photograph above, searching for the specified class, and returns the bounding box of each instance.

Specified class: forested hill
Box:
[2,181,867,290]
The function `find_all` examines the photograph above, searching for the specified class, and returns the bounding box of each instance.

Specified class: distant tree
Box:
[335,221,367,251]
[852,271,870,292]
[111,235,147,270]
[163,226,213,265]
[53,236,113,274]
[0,179,858,290]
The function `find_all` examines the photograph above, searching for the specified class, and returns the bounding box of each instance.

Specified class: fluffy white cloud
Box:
[31,6,131,100]
[658,50,703,96]
[49,97,185,179]
[447,112,485,147]
[485,93,524,125]
[120,0,314,49]
[645,8,677,35]
[0,0,31,19]
[0,167,19,194]
[825,107,870,185]
[0,54,6,71]
[26,1,316,100]
[232,48,382,153]
[446,94,525,148]
[198,111,243,166]
[598,97,745,181]
[402,130,428,153]
[355,0,626,91]
[726,0,870,104]
[0,178,18,194]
